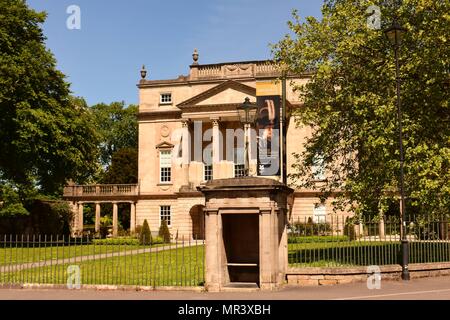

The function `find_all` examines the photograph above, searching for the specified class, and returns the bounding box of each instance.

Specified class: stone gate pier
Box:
[199,177,293,291]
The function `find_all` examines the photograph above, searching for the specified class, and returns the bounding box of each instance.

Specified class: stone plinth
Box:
[198,177,293,292]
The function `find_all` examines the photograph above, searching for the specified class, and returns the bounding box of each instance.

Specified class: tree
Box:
[91,102,138,167]
[101,148,138,184]
[273,0,450,218]
[140,219,152,245]
[0,185,28,217]
[0,1,100,195]
[159,220,171,244]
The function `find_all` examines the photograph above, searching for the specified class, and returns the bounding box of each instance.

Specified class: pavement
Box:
[1,276,450,300]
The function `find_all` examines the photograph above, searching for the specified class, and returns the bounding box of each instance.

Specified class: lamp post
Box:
[237,97,258,176]
[384,18,410,281]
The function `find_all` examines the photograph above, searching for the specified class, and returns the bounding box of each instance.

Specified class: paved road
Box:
[1,276,450,300]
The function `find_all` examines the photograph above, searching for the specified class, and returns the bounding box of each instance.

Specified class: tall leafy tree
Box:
[101,148,138,184]
[91,102,138,167]
[0,0,100,195]
[273,0,449,217]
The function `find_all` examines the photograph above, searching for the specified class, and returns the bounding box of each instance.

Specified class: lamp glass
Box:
[385,22,406,46]
[247,107,258,124]
[237,108,247,124]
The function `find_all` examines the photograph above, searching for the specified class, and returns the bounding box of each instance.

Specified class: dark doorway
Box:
[190,205,205,240]
[222,214,259,286]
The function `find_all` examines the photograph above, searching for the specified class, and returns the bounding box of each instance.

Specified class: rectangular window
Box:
[203,148,213,181]
[160,93,172,104]
[234,164,245,178]
[160,150,172,183]
[234,147,245,177]
[313,204,327,224]
[204,164,213,181]
[312,153,326,180]
[160,206,171,226]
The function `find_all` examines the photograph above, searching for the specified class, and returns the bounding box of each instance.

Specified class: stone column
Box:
[78,203,84,234]
[248,125,257,176]
[130,202,136,234]
[95,202,101,233]
[278,209,288,284]
[259,208,275,290]
[212,118,221,180]
[112,202,118,237]
[182,120,190,187]
[205,209,221,292]
[379,216,386,239]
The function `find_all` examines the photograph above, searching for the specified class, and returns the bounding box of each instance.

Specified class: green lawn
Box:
[0,245,205,287]
[0,242,168,266]
[288,240,450,267]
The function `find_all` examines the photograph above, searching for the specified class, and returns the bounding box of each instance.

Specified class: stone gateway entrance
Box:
[199,177,293,291]
[222,214,260,284]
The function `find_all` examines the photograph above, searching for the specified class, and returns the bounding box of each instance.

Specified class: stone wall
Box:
[286,263,450,286]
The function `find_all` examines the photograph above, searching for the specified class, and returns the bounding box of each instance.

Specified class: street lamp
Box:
[384,18,409,281]
[237,97,258,176]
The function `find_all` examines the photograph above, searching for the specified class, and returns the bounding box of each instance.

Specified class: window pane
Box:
[160,206,171,226]
[160,150,172,182]
[313,204,326,223]
[160,150,172,167]
[234,164,245,178]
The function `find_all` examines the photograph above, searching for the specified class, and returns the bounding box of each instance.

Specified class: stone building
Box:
[64,50,351,238]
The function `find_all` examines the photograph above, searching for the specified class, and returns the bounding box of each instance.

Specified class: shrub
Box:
[135,225,142,237]
[343,217,357,240]
[99,216,112,239]
[92,238,139,246]
[139,219,152,245]
[151,236,164,245]
[158,220,171,243]
[291,220,332,236]
[288,235,349,244]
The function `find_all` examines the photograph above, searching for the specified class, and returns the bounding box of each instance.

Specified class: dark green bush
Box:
[343,217,357,240]
[151,236,164,245]
[0,199,73,235]
[140,219,152,245]
[158,220,171,243]
[288,235,349,243]
[92,238,139,245]
[292,219,332,236]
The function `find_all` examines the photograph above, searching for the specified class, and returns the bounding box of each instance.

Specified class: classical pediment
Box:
[155,141,174,149]
[177,80,256,108]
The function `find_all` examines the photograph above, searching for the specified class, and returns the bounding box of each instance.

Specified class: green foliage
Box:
[273,0,450,217]
[0,1,100,194]
[288,235,349,243]
[291,220,332,236]
[158,220,171,244]
[0,199,72,235]
[151,236,164,245]
[99,215,112,239]
[139,219,152,245]
[0,185,29,217]
[92,238,139,246]
[101,148,138,184]
[343,217,357,240]
[90,102,138,167]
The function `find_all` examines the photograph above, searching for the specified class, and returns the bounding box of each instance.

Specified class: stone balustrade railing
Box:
[63,184,139,198]
[193,61,280,80]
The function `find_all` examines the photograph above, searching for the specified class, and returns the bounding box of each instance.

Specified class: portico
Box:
[64,184,138,237]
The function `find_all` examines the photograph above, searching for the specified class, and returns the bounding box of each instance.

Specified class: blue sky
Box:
[27,0,322,106]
